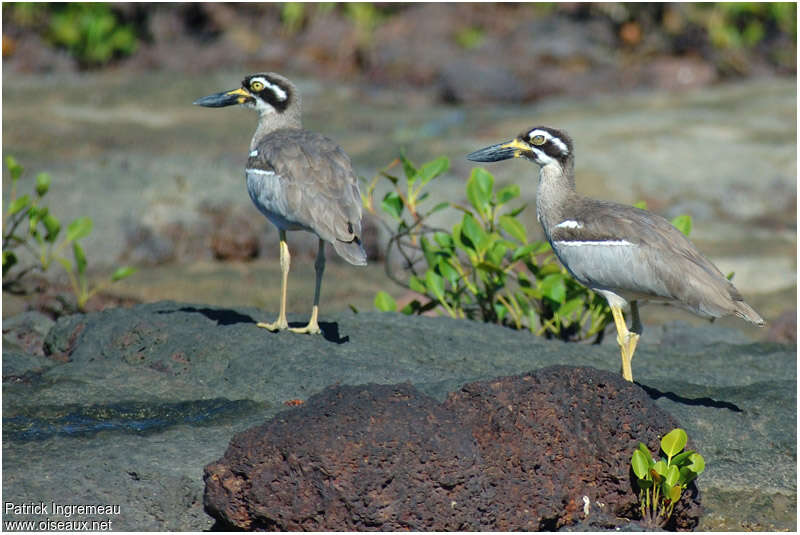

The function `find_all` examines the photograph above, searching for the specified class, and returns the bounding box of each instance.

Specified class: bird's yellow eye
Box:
[531,135,546,146]
[251,81,264,91]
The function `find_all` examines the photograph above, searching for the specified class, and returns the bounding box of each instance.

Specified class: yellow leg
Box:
[289,239,324,334]
[610,304,640,382]
[257,230,290,331]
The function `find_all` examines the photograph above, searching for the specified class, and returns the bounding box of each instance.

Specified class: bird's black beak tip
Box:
[466,142,517,163]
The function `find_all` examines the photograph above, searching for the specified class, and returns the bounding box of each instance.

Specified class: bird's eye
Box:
[251,81,264,91]
[531,135,546,146]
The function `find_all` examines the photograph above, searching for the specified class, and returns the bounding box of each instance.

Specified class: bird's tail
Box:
[333,237,367,266]
[735,300,765,326]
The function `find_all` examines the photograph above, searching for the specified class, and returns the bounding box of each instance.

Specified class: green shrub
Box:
[366,155,694,341]
[365,156,613,341]
[631,428,705,528]
[46,3,138,68]
[3,156,136,311]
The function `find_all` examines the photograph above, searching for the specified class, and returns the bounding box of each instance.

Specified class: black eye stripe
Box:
[242,75,291,112]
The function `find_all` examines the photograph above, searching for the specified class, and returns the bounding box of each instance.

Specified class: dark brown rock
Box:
[444,366,701,531]
[204,366,702,531]
[204,382,485,530]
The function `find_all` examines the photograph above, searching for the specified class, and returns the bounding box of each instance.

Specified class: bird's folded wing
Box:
[249,129,363,245]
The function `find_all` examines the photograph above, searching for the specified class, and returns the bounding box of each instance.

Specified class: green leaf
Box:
[529,240,551,254]
[399,153,417,181]
[652,460,668,481]
[508,203,527,218]
[671,449,696,467]
[466,167,494,217]
[496,184,520,205]
[671,214,692,237]
[558,297,583,318]
[498,214,527,243]
[66,216,93,242]
[661,428,688,459]
[6,155,23,181]
[461,213,488,252]
[409,275,427,294]
[428,201,450,215]
[2,250,18,275]
[665,464,680,488]
[486,240,508,267]
[111,266,137,282]
[56,256,73,274]
[374,291,398,311]
[438,259,460,287]
[380,171,399,186]
[512,243,537,262]
[35,172,51,197]
[631,449,651,480]
[415,156,449,188]
[420,236,437,267]
[668,485,682,503]
[8,195,31,216]
[687,453,705,475]
[633,200,648,210]
[539,273,567,303]
[381,191,404,220]
[73,242,87,275]
[434,231,454,249]
[43,213,61,242]
[425,269,446,302]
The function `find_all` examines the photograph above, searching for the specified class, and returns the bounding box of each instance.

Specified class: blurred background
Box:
[2,2,796,341]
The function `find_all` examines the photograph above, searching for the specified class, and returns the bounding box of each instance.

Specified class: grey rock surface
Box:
[2,302,795,530]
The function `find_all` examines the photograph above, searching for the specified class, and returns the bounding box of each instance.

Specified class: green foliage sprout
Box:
[631,428,705,528]
[3,156,137,311]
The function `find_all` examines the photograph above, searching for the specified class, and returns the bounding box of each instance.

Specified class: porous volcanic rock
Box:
[204,382,485,530]
[445,366,702,531]
[204,366,702,531]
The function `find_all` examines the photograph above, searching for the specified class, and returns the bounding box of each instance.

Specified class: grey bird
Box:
[467,126,764,381]
[194,73,366,334]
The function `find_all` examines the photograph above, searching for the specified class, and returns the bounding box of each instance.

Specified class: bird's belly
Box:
[246,170,310,232]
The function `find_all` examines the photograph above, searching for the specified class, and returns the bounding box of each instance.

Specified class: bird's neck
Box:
[536,160,577,233]
[250,108,303,150]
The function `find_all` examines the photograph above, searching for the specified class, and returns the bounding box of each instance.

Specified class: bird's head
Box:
[467,126,573,169]
[193,73,298,117]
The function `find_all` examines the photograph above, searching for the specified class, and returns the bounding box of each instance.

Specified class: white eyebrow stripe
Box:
[554,220,583,229]
[555,239,634,247]
[249,149,259,157]
[250,76,288,101]
[529,129,568,154]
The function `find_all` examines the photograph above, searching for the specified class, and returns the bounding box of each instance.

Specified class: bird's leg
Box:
[257,230,290,331]
[289,239,325,335]
[610,304,640,382]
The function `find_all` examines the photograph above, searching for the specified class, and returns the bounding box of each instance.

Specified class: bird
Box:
[467,126,764,382]
[194,73,366,334]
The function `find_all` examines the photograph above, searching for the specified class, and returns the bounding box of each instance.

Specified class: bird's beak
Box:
[466,139,529,162]
[193,87,254,107]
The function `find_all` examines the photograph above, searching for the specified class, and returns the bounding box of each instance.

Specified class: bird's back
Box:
[246,128,367,265]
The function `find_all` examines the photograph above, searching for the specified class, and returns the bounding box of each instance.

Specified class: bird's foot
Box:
[256,317,289,331]
[288,320,321,335]
[287,306,321,334]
